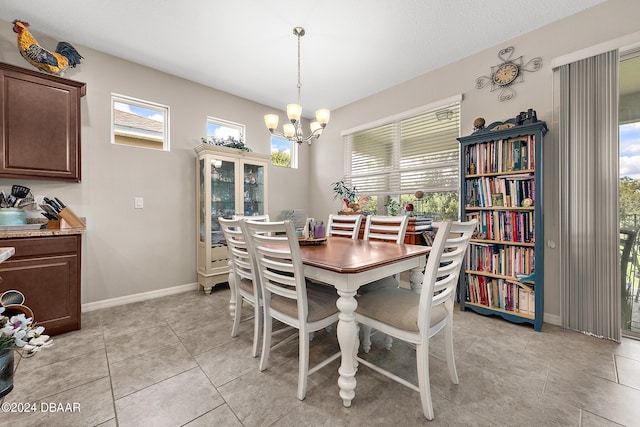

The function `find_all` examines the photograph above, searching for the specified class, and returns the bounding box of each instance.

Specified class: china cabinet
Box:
[194,144,269,294]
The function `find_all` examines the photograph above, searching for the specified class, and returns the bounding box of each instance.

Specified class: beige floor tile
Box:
[115,367,224,427]
[105,323,181,364]
[174,314,240,357]
[4,290,640,426]
[110,342,198,399]
[195,337,260,387]
[8,349,109,402]
[615,354,640,391]
[545,364,640,426]
[0,377,114,427]
[184,404,243,426]
[217,363,306,426]
[581,409,625,426]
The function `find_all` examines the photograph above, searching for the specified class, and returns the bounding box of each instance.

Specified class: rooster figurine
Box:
[12,20,83,76]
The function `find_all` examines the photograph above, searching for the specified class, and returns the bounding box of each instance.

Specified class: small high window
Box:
[111,94,169,151]
[206,117,245,145]
[271,136,297,168]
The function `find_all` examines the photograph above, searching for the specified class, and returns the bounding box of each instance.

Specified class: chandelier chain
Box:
[297,30,302,105]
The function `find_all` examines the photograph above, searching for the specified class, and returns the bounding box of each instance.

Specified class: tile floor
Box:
[2,286,640,426]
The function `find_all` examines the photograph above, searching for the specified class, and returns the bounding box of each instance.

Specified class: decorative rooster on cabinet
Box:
[12,20,83,76]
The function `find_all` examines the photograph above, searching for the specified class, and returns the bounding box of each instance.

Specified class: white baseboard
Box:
[81,282,199,312]
[544,312,561,326]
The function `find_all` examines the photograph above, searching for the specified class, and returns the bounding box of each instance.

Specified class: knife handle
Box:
[44,197,61,212]
[54,197,67,209]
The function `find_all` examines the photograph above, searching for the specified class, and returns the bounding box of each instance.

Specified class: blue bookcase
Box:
[458,119,547,331]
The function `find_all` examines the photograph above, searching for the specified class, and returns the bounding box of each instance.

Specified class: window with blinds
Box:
[343,102,460,197]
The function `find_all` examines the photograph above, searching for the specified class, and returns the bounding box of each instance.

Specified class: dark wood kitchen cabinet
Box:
[0,234,81,335]
[0,62,86,182]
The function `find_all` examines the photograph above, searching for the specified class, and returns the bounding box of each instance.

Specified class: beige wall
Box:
[310,0,640,324]
[0,20,312,305]
[2,0,640,320]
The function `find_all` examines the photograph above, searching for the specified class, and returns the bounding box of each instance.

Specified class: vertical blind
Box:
[343,103,460,196]
[558,50,620,341]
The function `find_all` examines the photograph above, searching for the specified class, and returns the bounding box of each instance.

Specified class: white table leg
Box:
[228,269,236,318]
[336,289,358,407]
[409,264,426,293]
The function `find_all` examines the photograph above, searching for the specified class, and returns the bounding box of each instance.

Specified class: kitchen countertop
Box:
[0,219,86,239]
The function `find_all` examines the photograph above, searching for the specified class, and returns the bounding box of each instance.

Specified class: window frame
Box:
[271,136,298,169]
[342,95,462,217]
[206,116,246,143]
[111,93,170,151]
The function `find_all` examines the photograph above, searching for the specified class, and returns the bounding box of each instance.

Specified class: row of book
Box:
[465,274,535,315]
[466,210,535,243]
[466,242,535,277]
[464,136,536,175]
[464,174,534,208]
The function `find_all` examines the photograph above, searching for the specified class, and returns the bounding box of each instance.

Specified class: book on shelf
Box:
[518,289,530,314]
[529,293,535,314]
[464,137,536,175]
[464,175,534,208]
[512,139,522,171]
[421,231,433,246]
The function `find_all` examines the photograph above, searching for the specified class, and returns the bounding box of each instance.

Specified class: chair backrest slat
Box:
[327,214,362,239]
[233,214,270,222]
[363,215,409,244]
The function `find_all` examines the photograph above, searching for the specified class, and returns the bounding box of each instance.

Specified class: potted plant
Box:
[0,305,52,397]
[331,179,361,213]
[385,200,401,216]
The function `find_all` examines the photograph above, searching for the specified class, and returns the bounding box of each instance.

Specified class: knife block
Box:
[49,207,85,229]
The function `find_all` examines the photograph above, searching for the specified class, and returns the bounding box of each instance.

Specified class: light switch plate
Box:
[134,197,144,209]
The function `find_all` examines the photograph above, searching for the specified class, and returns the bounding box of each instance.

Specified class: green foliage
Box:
[331,179,359,202]
[620,176,640,230]
[271,150,291,167]
[385,200,401,216]
[400,191,459,220]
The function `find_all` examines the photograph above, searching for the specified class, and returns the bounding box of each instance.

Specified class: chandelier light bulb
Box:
[286,104,302,123]
[264,114,279,131]
[315,109,330,126]
[310,121,322,135]
[283,123,296,137]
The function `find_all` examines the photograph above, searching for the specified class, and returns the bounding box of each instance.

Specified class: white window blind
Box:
[344,102,460,196]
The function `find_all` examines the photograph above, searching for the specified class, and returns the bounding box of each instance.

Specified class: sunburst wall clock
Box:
[476,46,542,102]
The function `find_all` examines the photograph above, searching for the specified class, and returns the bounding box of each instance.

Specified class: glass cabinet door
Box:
[195,143,270,295]
[243,162,265,216]
[199,159,205,243]
[211,157,236,247]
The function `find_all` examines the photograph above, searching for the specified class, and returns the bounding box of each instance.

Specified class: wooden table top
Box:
[298,237,429,274]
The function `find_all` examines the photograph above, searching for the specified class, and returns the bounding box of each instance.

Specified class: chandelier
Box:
[264,27,330,145]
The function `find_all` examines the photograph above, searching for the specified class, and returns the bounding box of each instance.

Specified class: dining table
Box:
[298,236,430,408]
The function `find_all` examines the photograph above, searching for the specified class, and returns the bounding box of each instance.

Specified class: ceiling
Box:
[0,1,607,116]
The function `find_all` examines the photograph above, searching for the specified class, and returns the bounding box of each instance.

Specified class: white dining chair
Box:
[219,217,263,357]
[362,214,409,244]
[359,214,410,351]
[354,220,476,420]
[326,213,363,239]
[233,214,270,222]
[242,219,341,400]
